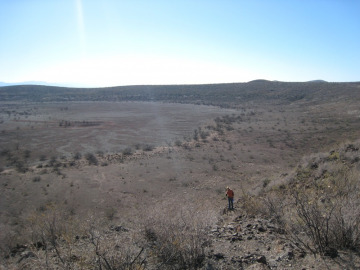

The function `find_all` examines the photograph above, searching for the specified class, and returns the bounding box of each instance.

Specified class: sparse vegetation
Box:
[248,142,360,258]
[144,204,215,269]
[32,176,41,182]
[73,152,82,160]
[85,152,98,165]
[142,144,154,152]
[174,140,182,147]
[122,147,133,156]
[1,81,360,269]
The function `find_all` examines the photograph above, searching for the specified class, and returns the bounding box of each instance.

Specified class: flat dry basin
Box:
[0,101,236,159]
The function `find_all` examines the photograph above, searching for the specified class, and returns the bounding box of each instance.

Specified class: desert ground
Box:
[1,82,360,269]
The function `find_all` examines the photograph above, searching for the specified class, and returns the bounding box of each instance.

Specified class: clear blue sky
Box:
[0,0,359,87]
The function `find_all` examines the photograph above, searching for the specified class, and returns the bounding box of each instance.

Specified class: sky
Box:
[0,0,359,87]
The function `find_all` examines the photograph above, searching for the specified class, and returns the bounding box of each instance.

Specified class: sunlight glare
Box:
[75,0,86,55]
[29,54,255,87]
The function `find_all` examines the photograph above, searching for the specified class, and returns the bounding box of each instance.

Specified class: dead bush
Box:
[143,202,215,269]
[263,163,360,257]
[23,206,146,269]
[238,189,267,217]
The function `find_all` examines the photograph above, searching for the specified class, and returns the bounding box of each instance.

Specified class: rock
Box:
[246,263,269,270]
[10,244,27,257]
[324,247,338,258]
[70,254,79,262]
[256,255,267,265]
[205,262,215,270]
[33,241,45,250]
[213,253,225,260]
[17,251,36,263]
[110,225,129,232]
[258,226,266,232]
[231,236,243,242]
[287,251,295,260]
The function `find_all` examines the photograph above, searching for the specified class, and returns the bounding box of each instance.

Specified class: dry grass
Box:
[250,141,360,257]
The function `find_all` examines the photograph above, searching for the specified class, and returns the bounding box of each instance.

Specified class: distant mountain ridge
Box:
[1,80,360,108]
[0,79,332,88]
[306,80,328,83]
[0,81,49,86]
[0,81,79,87]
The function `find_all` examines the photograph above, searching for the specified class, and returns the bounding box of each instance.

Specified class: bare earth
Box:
[1,97,360,269]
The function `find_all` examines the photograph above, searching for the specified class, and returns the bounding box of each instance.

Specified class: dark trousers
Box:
[228,197,234,210]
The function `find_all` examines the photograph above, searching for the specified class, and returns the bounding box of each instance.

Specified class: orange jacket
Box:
[226,189,234,198]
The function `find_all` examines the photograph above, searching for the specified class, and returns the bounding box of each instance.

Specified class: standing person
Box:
[226,187,234,210]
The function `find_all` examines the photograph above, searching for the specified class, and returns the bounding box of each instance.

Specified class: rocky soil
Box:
[5,205,360,270]
[204,206,360,270]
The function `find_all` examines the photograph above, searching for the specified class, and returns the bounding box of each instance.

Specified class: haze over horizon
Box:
[1,0,359,88]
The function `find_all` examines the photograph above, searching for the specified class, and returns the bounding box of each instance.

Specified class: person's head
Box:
[226,186,229,190]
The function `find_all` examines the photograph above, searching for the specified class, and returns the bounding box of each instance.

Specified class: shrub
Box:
[85,153,98,165]
[262,178,271,188]
[23,206,146,269]
[175,140,182,147]
[48,156,58,167]
[104,207,117,220]
[73,152,82,160]
[200,130,209,140]
[193,129,199,141]
[0,148,10,157]
[23,149,31,159]
[122,147,133,156]
[142,144,154,151]
[262,159,360,257]
[68,160,76,167]
[15,160,27,173]
[32,176,41,182]
[143,203,215,269]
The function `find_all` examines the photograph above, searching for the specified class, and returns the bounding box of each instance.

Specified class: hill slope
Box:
[1,81,360,108]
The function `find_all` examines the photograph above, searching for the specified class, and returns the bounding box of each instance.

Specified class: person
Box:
[226,187,234,210]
